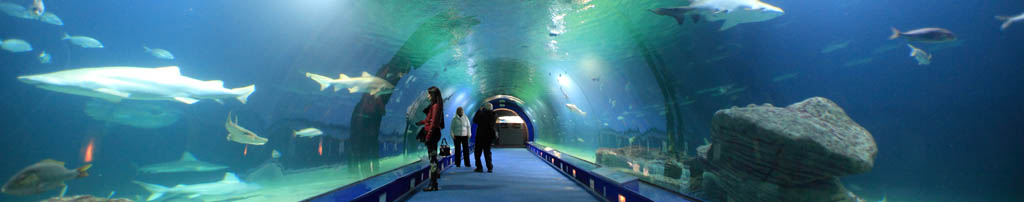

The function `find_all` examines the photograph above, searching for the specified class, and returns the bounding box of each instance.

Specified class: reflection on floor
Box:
[402,148,600,202]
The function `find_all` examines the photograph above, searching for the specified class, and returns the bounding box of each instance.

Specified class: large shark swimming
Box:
[650,0,784,31]
[133,172,261,201]
[305,71,394,96]
[138,152,228,174]
[17,66,255,104]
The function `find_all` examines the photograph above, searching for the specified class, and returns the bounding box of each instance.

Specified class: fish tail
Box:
[888,27,900,40]
[62,33,70,40]
[232,85,256,104]
[143,46,151,52]
[76,164,92,178]
[996,16,1013,30]
[305,72,334,91]
[132,181,168,201]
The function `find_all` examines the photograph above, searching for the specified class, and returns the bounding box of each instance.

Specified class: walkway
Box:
[401,148,600,202]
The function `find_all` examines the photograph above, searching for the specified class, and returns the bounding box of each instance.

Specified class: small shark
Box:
[133,172,261,201]
[565,104,587,116]
[650,0,784,31]
[18,66,255,104]
[226,112,267,145]
[907,44,932,66]
[138,152,228,174]
[306,72,394,96]
[996,12,1024,30]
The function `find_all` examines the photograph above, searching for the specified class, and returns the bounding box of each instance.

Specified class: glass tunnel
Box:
[0,0,1021,202]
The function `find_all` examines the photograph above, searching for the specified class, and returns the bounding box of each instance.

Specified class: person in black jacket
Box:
[472,102,497,173]
[415,87,444,191]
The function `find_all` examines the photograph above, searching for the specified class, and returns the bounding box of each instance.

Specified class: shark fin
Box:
[338,73,350,80]
[370,88,381,96]
[996,16,1013,30]
[348,86,360,93]
[214,99,224,104]
[719,19,740,31]
[95,88,131,98]
[180,152,198,161]
[231,85,256,104]
[889,27,901,40]
[333,85,343,92]
[221,172,241,183]
[153,66,181,75]
[188,194,201,198]
[361,72,372,77]
[173,97,200,104]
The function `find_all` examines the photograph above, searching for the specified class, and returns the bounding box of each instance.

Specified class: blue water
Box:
[0,0,1022,201]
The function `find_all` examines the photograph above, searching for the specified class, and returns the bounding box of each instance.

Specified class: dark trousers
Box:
[474,140,493,170]
[425,140,439,187]
[453,136,470,167]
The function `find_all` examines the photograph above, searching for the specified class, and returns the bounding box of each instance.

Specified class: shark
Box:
[133,172,261,201]
[138,152,228,174]
[17,66,255,104]
[226,112,268,145]
[305,71,394,96]
[650,0,784,31]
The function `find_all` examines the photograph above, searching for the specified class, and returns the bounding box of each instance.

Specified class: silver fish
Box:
[30,0,43,16]
[1,39,32,52]
[62,33,104,48]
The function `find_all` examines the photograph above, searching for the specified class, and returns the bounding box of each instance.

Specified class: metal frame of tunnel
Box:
[471,95,534,145]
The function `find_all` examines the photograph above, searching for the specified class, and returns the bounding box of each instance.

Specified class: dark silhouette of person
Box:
[450,107,471,167]
[473,103,497,173]
[415,86,444,191]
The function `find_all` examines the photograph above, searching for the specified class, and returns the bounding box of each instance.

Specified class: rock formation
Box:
[698,97,876,202]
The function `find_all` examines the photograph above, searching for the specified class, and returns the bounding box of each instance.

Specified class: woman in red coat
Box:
[416,86,444,191]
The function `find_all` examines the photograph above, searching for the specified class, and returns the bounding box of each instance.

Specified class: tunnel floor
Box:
[401,148,601,202]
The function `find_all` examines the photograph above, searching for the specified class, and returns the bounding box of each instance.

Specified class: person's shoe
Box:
[423,186,438,192]
[473,168,483,172]
[487,170,492,173]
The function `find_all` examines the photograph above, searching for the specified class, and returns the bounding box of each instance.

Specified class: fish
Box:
[306,72,394,96]
[271,150,281,159]
[37,51,50,64]
[576,137,585,143]
[697,84,734,94]
[0,2,35,19]
[293,127,323,138]
[1,159,90,196]
[138,152,228,174]
[62,33,104,48]
[907,44,932,66]
[37,12,61,25]
[888,27,956,43]
[650,0,784,31]
[771,72,799,82]
[1,39,32,52]
[30,0,43,16]
[143,46,174,60]
[820,40,851,54]
[18,66,256,104]
[565,104,586,116]
[712,86,747,96]
[133,172,261,201]
[84,99,182,129]
[996,12,1024,30]
[225,112,267,145]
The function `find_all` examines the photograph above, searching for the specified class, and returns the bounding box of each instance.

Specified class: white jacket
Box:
[450,114,471,137]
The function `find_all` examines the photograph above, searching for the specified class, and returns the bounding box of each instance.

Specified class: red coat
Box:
[417,103,444,141]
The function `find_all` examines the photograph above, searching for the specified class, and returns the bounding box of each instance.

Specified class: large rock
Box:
[707,97,876,202]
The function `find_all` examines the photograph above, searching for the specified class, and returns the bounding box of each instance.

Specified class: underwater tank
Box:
[0,0,1022,201]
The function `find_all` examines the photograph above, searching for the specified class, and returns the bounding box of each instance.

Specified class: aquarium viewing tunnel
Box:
[1,0,1022,202]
